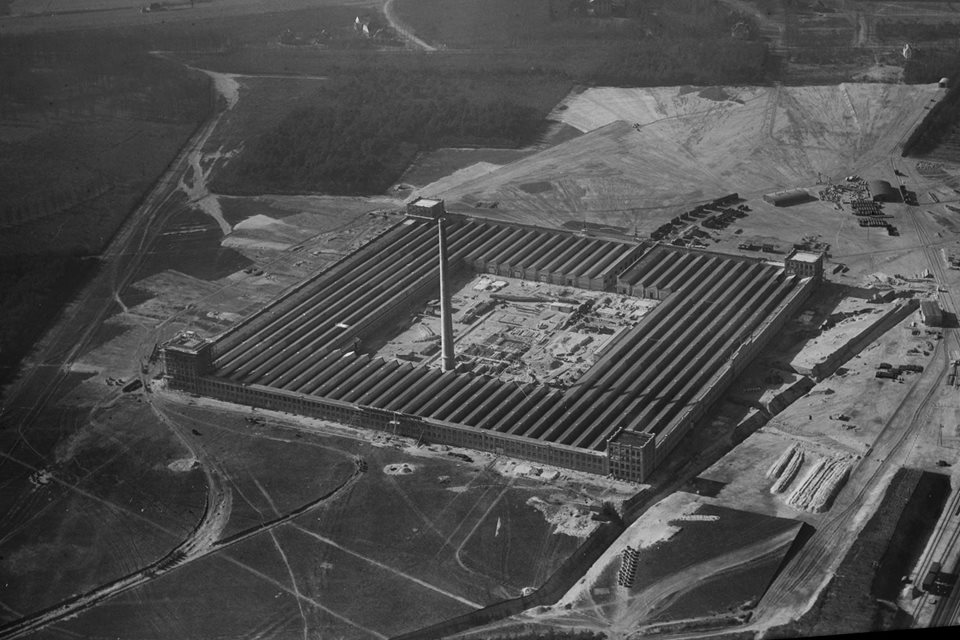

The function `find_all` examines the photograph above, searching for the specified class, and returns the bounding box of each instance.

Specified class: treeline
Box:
[588,39,773,87]
[1,33,210,123]
[0,29,211,391]
[903,49,960,84]
[901,65,960,157]
[877,20,960,43]
[213,70,546,195]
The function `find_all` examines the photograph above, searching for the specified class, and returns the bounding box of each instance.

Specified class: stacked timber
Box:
[787,456,852,512]
[767,444,798,479]
[767,443,804,494]
[617,546,640,588]
[785,457,827,508]
[770,447,804,494]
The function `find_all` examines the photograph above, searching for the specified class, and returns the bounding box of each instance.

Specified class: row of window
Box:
[195,378,609,474]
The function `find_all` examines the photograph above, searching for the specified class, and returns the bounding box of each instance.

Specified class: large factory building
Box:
[163,201,821,482]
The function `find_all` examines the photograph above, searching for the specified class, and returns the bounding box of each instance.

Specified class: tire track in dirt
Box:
[252,476,310,640]
[0,435,364,640]
[291,522,482,609]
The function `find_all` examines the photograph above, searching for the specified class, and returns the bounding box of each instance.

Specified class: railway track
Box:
[754,335,948,624]
[909,484,960,622]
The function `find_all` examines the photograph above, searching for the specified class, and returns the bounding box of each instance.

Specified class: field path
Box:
[0,437,364,640]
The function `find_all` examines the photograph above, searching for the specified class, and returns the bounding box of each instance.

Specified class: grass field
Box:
[23,401,597,639]
[393,0,742,49]
[0,397,207,622]
[472,493,802,637]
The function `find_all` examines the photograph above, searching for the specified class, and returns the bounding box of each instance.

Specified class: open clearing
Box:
[0,0,379,33]
[421,84,942,233]
[462,492,802,638]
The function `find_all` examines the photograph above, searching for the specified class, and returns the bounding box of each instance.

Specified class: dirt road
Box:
[382,0,436,51]
[0,63,235,640]
[0,438,364,640]
[752,317,950,631]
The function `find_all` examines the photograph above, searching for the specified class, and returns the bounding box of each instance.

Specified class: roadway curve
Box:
[0,63,299,639]
[0,444,364,640]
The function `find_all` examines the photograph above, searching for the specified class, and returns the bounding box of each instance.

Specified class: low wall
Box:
[795,299,920,379]
[761,375,815,414]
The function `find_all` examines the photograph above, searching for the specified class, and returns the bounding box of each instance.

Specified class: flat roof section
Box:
[790,251,821,263]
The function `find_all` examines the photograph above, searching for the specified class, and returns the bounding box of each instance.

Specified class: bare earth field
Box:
[453,492,803,638]
[421,84,943,234]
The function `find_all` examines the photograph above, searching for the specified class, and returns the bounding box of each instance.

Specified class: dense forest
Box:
[213,70,548,195]
[877,20,960,43]
[903,49,960,85]
[901,64,960,157]
[0,30,211,388]
[214,0,774,197]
